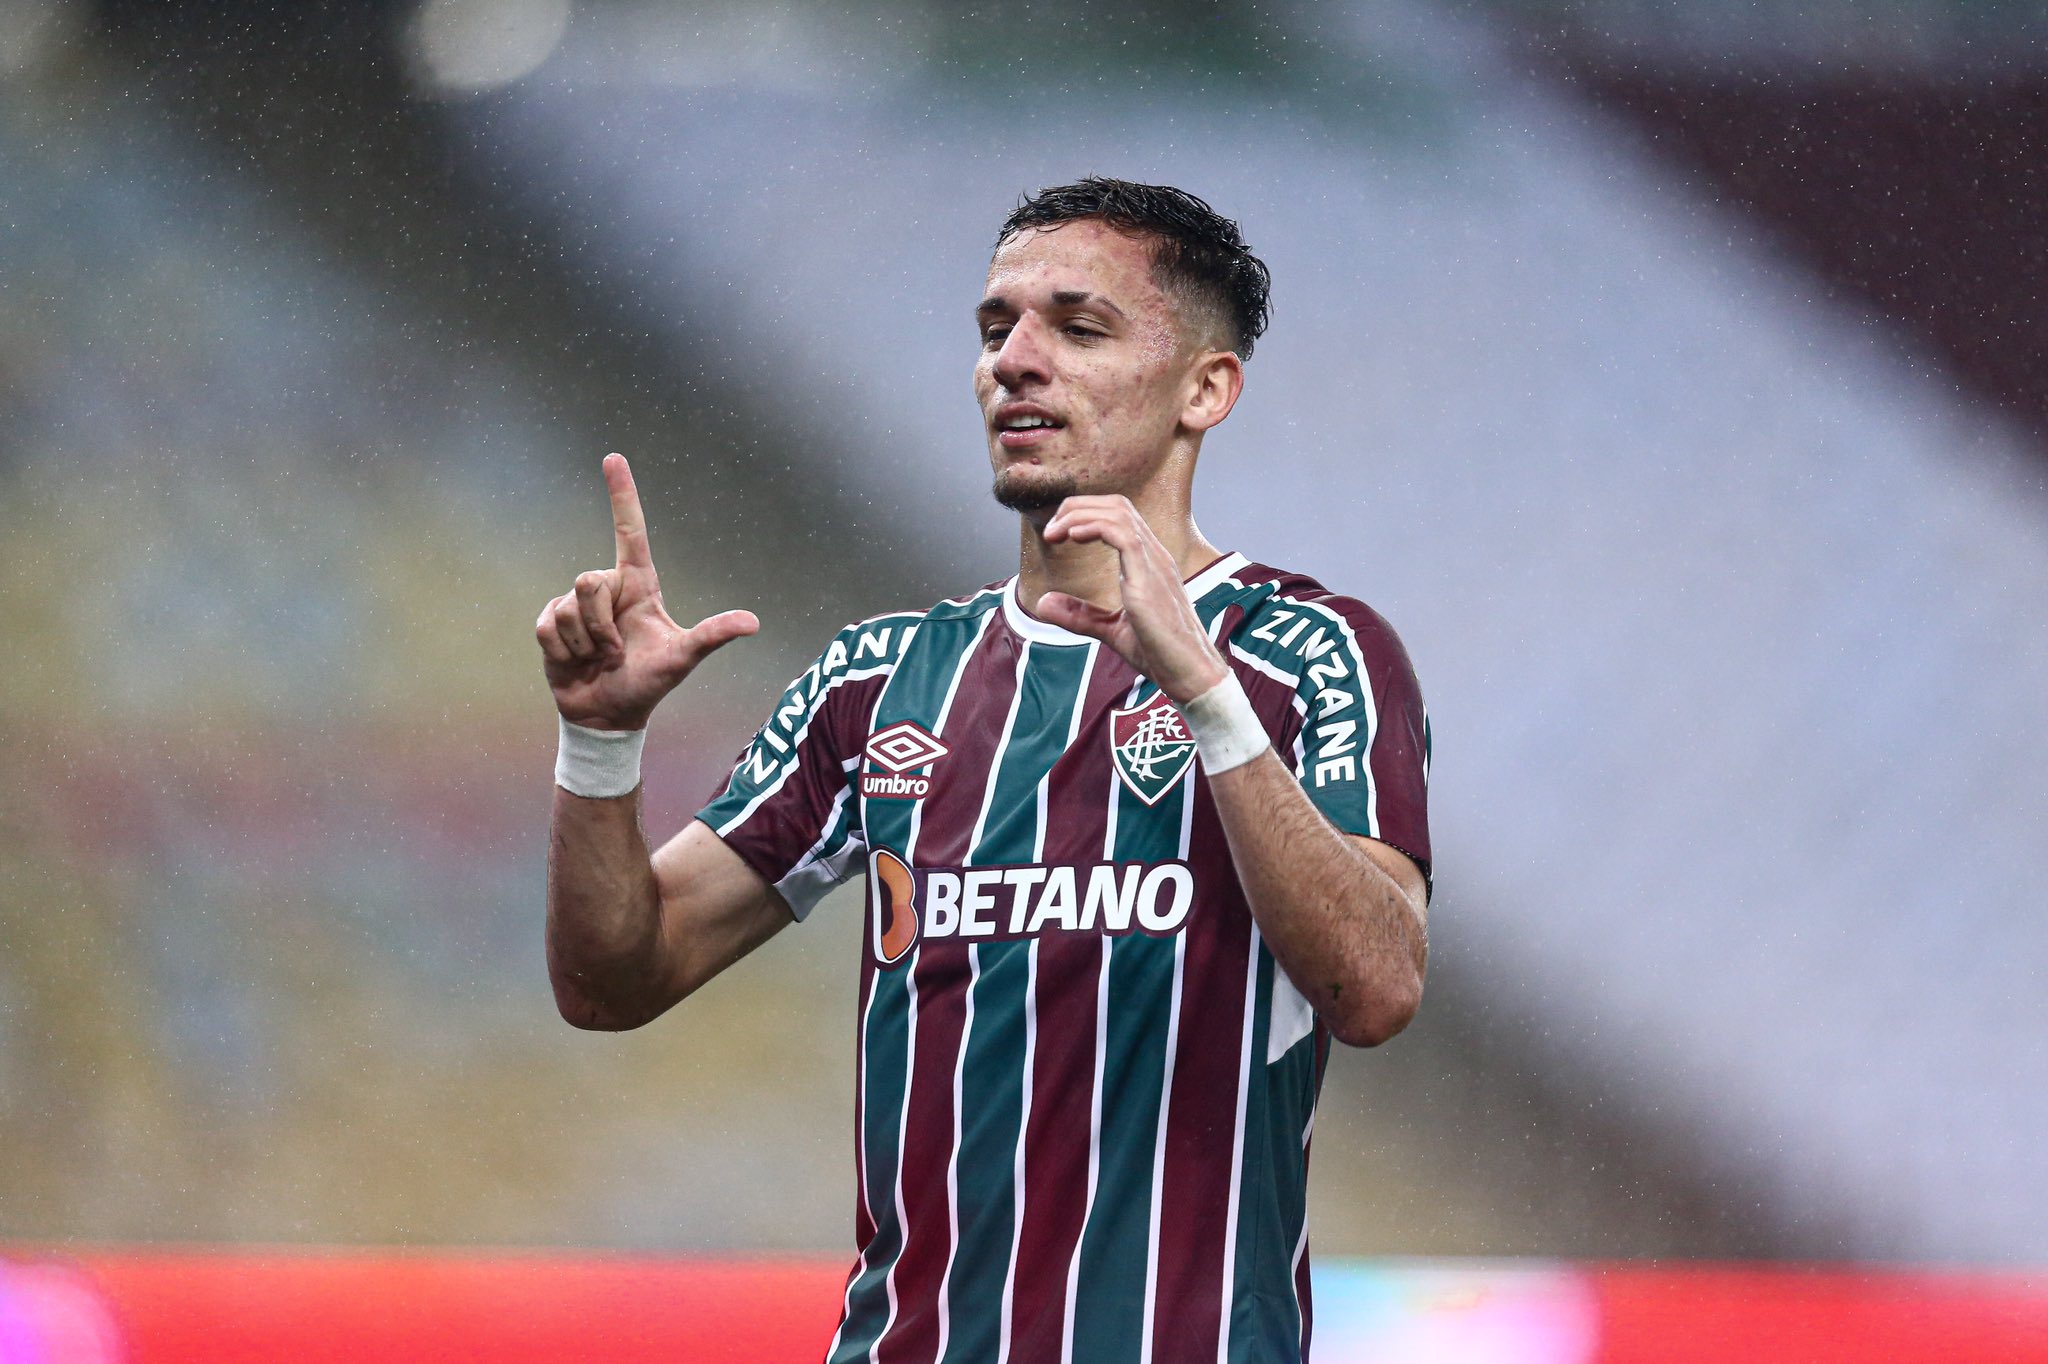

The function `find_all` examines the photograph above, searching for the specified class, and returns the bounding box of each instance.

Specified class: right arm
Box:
[547,796,790,1031]
[536,453,781,1030]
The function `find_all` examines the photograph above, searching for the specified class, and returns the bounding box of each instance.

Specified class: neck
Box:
[1015,482,1221,618]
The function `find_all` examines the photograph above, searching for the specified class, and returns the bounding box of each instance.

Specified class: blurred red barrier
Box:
[51,1250,848,1364]
[6,1251,2045,1363]
[1592,1266,2048,1364]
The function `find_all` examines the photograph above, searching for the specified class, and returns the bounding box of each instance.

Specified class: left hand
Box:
[1036,495,1230,703]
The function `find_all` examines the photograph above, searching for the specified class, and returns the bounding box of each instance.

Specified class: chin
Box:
[992,467,1079,515]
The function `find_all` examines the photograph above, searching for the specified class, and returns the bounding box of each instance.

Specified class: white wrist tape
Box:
[1178,673,1268,775]
[555,716,647,798]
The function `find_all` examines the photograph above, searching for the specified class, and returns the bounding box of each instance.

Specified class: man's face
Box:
[975,220,1198,514]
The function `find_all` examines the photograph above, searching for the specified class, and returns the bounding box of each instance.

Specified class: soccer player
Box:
[537,179,1431,1363]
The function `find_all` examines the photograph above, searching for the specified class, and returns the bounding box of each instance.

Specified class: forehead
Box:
[983,219,1170,315]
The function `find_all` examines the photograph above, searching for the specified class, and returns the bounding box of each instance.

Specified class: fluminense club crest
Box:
[1110,695,1198,805]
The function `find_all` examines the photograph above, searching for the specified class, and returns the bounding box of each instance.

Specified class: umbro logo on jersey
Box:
[1110,696,1198,805]
[868,848,1195,967]
[862,722,948,799]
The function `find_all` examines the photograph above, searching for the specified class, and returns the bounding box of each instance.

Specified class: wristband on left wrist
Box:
[1177,673,1268,775]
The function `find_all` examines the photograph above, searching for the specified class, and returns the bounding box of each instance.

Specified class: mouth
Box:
[992,409,1065,451]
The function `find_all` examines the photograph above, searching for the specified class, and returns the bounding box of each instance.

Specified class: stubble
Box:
[991,466,1080,514]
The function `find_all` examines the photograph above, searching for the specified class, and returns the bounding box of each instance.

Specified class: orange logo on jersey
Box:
[872,849,919,964]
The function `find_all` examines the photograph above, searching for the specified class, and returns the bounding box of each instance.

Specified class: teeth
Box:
[1005,416,1054,430]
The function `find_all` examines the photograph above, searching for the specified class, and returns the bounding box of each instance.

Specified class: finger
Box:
[553,593,598,659]
[574,569,623,654]
[605,453,654,571]
[1043,494,1138,534]
[1042,509,1109,544]
[1043,495,1140,534]
[668,609,761,674]
[1043,509,1153,562]
[536,598,574,664]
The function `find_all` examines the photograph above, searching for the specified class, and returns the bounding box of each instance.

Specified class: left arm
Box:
[1208,755,1427,1046]
[1036,497,1429,1047]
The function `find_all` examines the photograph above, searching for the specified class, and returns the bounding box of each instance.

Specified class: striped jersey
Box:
[697,551,1431,1364]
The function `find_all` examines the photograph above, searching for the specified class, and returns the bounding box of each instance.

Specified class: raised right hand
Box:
[536,453,759,731]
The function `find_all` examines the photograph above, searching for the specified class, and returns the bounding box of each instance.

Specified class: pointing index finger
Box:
[605,453,654,569]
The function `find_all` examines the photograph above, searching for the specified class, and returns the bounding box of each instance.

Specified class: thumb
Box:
[669,609,761,674]
[1034,591,1122,642]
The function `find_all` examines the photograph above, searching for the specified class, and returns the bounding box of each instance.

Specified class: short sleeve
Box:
[1290,598,1432,885]
[696,618,915,919]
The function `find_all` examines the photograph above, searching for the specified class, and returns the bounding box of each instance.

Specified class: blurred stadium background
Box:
[1,0,2044,1358]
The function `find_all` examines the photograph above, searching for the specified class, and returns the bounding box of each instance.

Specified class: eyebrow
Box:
[974,290,1129,320]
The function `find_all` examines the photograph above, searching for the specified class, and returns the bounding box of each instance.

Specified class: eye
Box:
[981,325,1012,348]
[1063,324,1105,340]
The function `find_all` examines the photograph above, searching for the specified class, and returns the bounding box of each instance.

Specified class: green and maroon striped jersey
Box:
[697,551,1431,1364]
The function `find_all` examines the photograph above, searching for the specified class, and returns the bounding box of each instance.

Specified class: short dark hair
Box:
[995,177,1272,360]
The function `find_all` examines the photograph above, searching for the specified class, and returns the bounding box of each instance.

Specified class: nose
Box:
[992,315,1052,390]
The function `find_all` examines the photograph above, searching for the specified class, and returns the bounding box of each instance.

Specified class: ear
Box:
[1180,349,1245,434]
